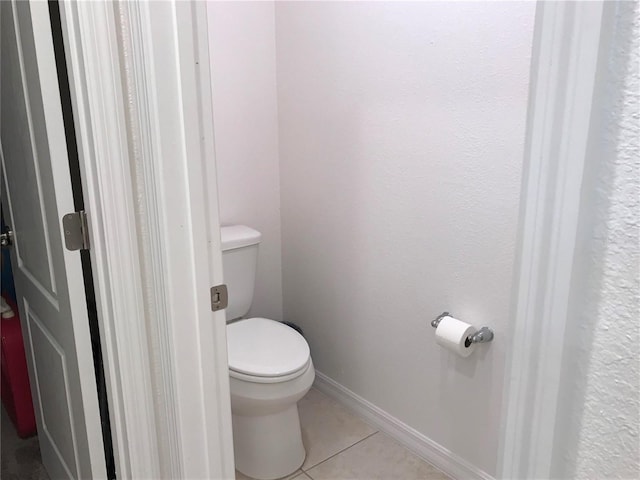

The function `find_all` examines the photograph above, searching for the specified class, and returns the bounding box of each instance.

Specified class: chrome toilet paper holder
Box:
[430,312,494,344]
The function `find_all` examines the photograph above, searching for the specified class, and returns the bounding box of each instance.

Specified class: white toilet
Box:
[221,225,315,480]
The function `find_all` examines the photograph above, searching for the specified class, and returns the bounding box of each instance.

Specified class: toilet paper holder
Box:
[430,312,494,344]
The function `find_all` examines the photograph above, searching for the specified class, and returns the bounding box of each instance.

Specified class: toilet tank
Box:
[220,225,262,321]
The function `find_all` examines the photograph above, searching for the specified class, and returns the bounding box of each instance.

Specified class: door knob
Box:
[1,229,14,248]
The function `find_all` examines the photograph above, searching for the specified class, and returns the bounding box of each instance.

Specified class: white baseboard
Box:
[313,371,495,480]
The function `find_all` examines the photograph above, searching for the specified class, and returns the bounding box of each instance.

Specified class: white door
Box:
[0,1,107,479]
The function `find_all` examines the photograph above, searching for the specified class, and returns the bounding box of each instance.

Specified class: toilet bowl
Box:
[227,317,315,480]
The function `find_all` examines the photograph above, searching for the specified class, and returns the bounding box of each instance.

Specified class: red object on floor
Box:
[1,296,37,438]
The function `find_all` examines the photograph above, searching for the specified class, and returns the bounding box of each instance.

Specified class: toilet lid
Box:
[227,318,310,377]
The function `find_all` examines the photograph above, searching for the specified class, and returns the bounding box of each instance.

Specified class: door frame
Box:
[57,1,234,478]
[498,1,607,479]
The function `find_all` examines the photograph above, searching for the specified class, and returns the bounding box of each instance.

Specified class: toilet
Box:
[221,225,315,480]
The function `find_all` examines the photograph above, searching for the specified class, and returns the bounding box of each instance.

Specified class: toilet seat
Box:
[229,358,311,384]
[227,317,310,381]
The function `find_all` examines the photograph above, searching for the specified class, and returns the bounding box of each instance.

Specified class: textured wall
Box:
[276,2,535,475]
[207,2,283,319]
[571,2,640,478]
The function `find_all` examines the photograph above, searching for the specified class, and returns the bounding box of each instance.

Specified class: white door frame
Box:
[57,1,234,478]
[498,2,606,479]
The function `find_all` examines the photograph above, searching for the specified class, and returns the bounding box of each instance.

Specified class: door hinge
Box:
[210,284,228,312]
[62,211,90,251]
[0,228,13,248]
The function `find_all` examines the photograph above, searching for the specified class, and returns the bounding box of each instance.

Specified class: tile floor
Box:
[2,386,449,480]
[236,388,450,480]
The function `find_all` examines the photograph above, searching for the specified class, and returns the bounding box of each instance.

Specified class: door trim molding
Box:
[57,2,161,477]
[498,2,605,478]
[58,1,234,478]
[113,3,182,476]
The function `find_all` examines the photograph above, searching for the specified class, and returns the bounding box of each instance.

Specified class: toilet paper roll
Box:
[435,316,476,357]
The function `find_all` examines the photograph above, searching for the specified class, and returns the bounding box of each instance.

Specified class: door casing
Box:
[57,1,235,478]
[498,2,607,479]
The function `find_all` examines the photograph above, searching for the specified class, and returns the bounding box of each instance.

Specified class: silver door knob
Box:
[1,229,13,248]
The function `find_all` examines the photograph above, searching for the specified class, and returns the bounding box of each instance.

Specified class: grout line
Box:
[301,431,379,474]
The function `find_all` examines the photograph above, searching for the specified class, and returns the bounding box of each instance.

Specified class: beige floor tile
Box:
[306,432,450,480]
[236,469,302,480]
[298,388,377,470]
[291,473,312,480]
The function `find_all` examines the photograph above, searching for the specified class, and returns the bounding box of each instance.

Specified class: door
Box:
[1,1,107,478]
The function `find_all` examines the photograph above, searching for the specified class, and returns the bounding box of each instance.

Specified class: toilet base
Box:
[233,404,305,480]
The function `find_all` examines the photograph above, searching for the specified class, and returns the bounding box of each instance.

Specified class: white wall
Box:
[207,1,283,319]
[553,2,640,478]
[275,2,535,476]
